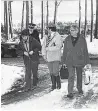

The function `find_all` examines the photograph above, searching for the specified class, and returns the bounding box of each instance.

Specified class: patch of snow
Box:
[1,64,25,95]
[86,36,98,55]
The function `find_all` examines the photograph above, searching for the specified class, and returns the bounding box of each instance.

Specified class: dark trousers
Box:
[24,58,39,89]
[67,66,83,94]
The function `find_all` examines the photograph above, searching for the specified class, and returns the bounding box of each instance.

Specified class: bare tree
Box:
[31,1,33,24]
[90,0,93,42]
[95,0,98,39]
[46,0,49,29]
[54,0,57,24]
[21,1,25,31]
[41,1,43,39]
[4,1,8,39]
[9,1,13,38]
[84,0,87,38]
[79,0,81,36]
[26,1,29,29]
[54,0,62,24]
[4,1,13,39]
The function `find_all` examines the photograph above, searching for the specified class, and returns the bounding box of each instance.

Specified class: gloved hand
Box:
[24,51,29,56]
[29,51,34,55]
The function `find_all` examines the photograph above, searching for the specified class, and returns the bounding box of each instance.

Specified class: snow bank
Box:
[1,64,25,95]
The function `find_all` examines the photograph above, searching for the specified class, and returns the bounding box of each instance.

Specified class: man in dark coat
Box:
[62,25,90,98]
[28,23,41,81]
[18,29,41,91]
[28,23,40,43]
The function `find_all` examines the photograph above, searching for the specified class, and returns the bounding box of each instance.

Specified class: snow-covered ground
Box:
[1,69,98,110]
[1,64,25,95]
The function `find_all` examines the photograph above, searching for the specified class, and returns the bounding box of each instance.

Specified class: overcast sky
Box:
[1,0,96,25]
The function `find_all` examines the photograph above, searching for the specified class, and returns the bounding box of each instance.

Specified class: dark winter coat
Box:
[30,29,40,43]
[18,37,41,64]
[62,35,90,67]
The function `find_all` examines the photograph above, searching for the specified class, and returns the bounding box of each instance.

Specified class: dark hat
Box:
[28,23,36,29]
[21,29,29,36]
[48,24,56,28]
[48,24,56,31]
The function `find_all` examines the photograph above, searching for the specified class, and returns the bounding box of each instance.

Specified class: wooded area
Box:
[2,0,98,40]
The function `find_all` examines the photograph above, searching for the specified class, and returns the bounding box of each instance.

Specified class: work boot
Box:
[78,90,83,95]
[67,93,73,99]
[56,75,61,89]
[33,78,37,86]
[51,75,56,91]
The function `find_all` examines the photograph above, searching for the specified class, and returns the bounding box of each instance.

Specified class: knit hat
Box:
[21,29,29,36]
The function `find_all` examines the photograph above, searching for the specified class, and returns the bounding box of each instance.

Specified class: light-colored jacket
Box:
[42,32,63,62]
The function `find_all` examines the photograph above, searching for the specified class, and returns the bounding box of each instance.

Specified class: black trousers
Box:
[24,58,39,89]
[67,66,83,94]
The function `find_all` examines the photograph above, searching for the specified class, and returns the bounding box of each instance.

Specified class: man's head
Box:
[47,24,56,36]
[48,24,56,31]
[70,25,79,37]
[21,29,29,41]
[28,23,36,34]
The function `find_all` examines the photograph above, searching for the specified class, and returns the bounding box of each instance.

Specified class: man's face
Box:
[70,27,78,37]
[22,35,28,41]
[29,27,34,34]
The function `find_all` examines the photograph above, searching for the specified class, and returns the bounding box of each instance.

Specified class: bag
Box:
[83,64,92,85]
[60,65,69,79]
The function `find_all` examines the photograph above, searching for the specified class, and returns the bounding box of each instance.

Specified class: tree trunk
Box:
[9,1,13,38]
[26,1,29,29]
[95,0,98,39]
[4,1,6,32]
[21,1,25,31]
[54,0,57,24]
[79,0,81,36]
[4,1,8,39]
[84,0,87,38]
[41,1,43,39]
[31,1,33,24]
[90,0,93,42]
[46,0,49,29]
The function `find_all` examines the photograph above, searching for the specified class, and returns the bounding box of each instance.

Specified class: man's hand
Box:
[29,51,34,55]
[84,64,91,69]
[43,55,47,61]
[61,64,67,68]
[24,51,29,56]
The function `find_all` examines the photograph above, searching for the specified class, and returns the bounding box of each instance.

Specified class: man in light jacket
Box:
[62,25,90,98]
[42,25,63,90]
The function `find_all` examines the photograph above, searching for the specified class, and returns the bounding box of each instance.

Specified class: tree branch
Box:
[57,0,62,7]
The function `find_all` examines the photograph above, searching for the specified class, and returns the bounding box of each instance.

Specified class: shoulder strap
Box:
[46,32,56,47]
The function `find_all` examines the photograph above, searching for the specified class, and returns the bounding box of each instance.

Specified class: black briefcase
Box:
[60,66,69,79]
